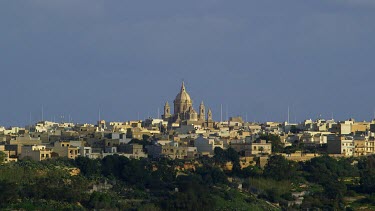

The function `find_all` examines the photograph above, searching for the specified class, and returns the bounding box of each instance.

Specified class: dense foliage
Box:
[1,150,375,210]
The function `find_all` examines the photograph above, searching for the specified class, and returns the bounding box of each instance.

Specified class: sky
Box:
[1,0,375,126]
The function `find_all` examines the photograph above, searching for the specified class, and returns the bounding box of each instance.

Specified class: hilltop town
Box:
[0,82,373,163]
[1,83,375,210]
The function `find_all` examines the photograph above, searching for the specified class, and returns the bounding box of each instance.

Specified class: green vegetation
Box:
[2,150,375,210]
[0,155,277,210]
[258,134,283,153]
[0,151,6,163]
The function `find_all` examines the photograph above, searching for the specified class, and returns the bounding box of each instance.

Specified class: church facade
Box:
[162,82,213,126]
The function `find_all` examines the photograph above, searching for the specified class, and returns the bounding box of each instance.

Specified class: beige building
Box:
[126,127,151,140]
[118,144,147,159]
[354,139,375,156]
[146,143,198,159]
[249,140,272,155]
[53,141,80,159]
[9,135,42,155]
[20,145,52,161]
[351,122,370,133]
[354,139,366,156]
[230,141,250,153]
[327,137,354,157]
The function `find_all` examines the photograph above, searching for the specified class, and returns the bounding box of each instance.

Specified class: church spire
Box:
[181,81,186,92]
[207,108,213,121]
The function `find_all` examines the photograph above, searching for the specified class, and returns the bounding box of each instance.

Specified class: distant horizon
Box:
[1,106,374,128]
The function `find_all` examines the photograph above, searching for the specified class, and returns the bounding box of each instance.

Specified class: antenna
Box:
[287,106,290,124]
[245,112,248,122]
[157,107,160,119]
[226,105,228,121]
[98,108,101,121]
[42,105,44,121]
[220,104,223,122]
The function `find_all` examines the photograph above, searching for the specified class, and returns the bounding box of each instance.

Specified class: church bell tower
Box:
[162,101,171,120]
[199,101,205,121]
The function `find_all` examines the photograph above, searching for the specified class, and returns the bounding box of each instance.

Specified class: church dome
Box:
[174,82,192,103]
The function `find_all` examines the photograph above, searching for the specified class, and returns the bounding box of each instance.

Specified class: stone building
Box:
[20,145,52,161]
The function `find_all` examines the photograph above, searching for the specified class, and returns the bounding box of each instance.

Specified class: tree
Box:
[74,157,101,178]
[196,166,228,185]
[290,125,301,134]
[259,146,264,155]
[241,166,262,178]
[359,155,375,193]
[164,175,215,210]
[302,156,350,206]
[88,192,115,209]
[226,147,240,163]
[0,151,6,164]
[263,155,297,181]
[213,147,242,175]
[259,134,283,153]
[0,180,18,207]
[213,147,226,164]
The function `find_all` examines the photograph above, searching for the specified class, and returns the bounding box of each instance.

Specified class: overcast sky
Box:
[1,1,375,126]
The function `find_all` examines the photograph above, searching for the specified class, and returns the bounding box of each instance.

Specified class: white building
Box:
[194,136,224,155]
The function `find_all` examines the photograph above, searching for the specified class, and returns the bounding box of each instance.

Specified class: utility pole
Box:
[220,104,223,122]
[42,105,44,121]
[226,105,228,121]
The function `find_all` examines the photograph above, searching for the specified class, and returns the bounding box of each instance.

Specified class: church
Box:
[162,82,213,127]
